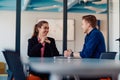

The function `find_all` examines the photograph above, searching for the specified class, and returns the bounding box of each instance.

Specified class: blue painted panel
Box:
[0,0,107,14]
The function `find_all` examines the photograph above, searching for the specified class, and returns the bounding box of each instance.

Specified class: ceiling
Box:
[0,0,107,13]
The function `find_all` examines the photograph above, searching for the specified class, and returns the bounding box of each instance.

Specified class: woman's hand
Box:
[45,38,51,44]
[40,37,51,44]
[40,36,46,44]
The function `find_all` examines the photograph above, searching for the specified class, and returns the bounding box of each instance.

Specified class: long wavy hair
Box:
[32,20,48,38]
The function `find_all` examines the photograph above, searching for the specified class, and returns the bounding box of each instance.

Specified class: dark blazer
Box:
[28,36,59,57]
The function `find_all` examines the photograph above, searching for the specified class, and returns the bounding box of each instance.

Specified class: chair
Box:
[2,50,26,80]
[100,52,117,59]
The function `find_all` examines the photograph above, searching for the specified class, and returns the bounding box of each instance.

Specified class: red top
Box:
[38,38,45,57]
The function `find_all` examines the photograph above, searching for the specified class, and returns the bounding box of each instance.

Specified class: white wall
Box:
[109,0,120,59]
[0,11,16,62]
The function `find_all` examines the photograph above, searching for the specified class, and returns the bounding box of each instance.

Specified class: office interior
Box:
[0,0,120,79]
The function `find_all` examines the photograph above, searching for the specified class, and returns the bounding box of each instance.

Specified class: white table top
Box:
[25,57,120,77]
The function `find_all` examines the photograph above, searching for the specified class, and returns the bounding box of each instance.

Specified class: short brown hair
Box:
[82,15,97,28]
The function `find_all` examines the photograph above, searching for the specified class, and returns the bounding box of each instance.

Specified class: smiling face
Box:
[38,23,49,37]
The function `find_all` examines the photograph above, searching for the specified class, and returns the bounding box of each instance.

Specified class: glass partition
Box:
[21,0,63,57]
[0,0,16,61]
[1,0,117,59]
[109,0,120,60]
[67,0,108,53]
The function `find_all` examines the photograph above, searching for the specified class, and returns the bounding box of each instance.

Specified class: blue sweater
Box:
[80,28,106,58]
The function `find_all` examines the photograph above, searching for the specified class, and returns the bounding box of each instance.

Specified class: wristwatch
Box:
[70,52,74,57]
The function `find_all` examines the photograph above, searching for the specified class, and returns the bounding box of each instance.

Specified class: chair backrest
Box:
[100,52,117,59]
[2,50,26,80]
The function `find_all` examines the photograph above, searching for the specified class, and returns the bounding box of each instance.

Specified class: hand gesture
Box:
[40,36,51,44]
[64,49,72,57]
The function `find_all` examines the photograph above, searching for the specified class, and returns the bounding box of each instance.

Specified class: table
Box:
[23,57,120,80]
